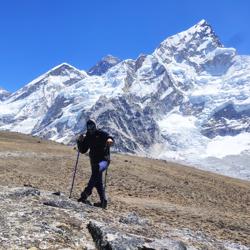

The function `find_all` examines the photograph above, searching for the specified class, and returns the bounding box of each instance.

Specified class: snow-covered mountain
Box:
[87,55,121,76]
[0,20,249,180]
[0,63,87,133]
[0,87,11,101]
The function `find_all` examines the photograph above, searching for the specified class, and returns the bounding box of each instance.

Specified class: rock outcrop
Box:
[0,186,188,249]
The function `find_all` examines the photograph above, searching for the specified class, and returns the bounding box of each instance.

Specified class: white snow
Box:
[160,87,173,100]
[130,55,166,98]
[153,113,209,162]
[205,133,250,158]
[154,112,250,180]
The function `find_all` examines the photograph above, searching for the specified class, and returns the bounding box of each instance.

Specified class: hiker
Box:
[77,119,114,209]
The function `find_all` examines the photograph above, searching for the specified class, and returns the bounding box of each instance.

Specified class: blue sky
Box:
[1,0,250,92]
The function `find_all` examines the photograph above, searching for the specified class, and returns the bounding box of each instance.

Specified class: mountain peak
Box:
[154,19,222,65]
[0,87,11,101]
[189,19,220,41]
[161,19,221,48]
[51,62,74,70]
[5,62,87,104]
[88,55,121,76]
[0,86,8,92]
[48,63,87,77]
[101,55,121,64]
[195,19,210,28]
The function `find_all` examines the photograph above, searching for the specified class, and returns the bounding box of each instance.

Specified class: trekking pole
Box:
[103,144,111,194]
[104,167,108,193]
[69,150,80,198]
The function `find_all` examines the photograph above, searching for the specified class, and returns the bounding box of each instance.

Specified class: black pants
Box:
[83,159,106,202]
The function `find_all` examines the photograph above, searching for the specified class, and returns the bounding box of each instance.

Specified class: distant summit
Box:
[88,55,121,76]
[0,87,11,101]
[48,63,87,78]
[154,19,223,68]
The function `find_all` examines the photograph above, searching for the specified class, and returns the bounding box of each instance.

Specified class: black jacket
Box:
[77,129,114,163]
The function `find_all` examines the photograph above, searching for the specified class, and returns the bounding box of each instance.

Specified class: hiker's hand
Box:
[77,134,86,143]
[106,138,114,147]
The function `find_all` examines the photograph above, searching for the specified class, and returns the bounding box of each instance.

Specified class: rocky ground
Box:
[0,131,249,249]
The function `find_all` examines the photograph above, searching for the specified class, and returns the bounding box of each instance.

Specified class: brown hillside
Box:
[0,131,249,246]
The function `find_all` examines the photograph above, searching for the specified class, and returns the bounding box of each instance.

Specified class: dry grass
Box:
[0,131,249,245]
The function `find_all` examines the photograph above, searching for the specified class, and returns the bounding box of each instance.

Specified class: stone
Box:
[87,220,187,250]
[119,211,149,226]
[142,238,187,250]
[87,220,145,249]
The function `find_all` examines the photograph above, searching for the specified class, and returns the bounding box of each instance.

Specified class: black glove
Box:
[77,134,85,143]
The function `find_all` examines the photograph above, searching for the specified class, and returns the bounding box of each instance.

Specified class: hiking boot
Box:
[77,192,88,203]
[93,200,108,209]
[80,200,92,206]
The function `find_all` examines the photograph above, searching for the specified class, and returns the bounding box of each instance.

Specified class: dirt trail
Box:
[0,131,249,246]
